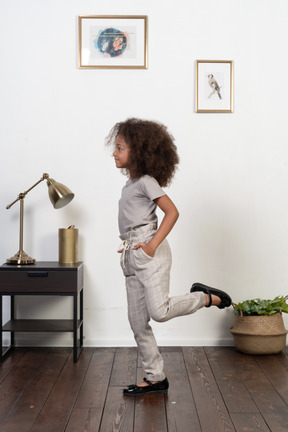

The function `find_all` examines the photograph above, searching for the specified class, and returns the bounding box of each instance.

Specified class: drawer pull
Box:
[27,272,48,277]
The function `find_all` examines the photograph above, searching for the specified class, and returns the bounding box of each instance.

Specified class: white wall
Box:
[1,0,288,348]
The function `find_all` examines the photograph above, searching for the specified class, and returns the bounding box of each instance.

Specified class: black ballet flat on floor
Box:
[123,377,169,397]
[190,282,232,309]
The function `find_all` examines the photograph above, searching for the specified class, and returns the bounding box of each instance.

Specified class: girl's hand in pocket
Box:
[132,242,155,257]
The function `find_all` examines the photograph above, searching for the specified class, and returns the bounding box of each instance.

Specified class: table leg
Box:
[73,293,77,362]
[0,295,2,361]
[80,289,83,349]
[0,295,13,361]
[11,296,14,347]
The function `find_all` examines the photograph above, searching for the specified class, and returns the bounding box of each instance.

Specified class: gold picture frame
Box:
[196,60,234,113]
[78,15,148,69]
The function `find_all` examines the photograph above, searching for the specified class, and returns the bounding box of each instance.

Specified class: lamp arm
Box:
[6,173,50,210]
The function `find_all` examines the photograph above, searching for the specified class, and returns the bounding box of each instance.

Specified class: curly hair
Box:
[106,118,179,187]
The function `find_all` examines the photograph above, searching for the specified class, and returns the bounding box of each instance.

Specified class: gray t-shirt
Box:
[118,175,166,234]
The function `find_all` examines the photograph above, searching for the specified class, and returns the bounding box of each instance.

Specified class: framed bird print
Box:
[196,60,234,113]
[78,15,148,69]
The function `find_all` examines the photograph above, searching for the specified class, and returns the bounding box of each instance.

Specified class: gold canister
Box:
[59,225,78,263]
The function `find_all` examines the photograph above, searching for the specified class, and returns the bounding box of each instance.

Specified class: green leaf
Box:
[233,295,288,316]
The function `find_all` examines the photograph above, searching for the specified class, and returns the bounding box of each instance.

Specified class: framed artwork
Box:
[78,15,148,69]
[196,60,234,113]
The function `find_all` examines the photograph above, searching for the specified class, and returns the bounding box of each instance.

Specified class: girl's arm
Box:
[132,194,179,257]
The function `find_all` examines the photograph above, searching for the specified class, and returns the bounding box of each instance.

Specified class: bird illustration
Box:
[208,74,222,99]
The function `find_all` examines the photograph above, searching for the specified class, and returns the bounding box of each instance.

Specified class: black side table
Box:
[0,261,83,362]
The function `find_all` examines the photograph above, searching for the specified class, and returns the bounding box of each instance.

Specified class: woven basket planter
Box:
[230,312,288,355]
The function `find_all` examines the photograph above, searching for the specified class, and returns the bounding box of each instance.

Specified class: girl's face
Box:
[113,135,131,171]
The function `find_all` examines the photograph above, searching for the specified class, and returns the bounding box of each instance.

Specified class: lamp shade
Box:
[47,178,74,209]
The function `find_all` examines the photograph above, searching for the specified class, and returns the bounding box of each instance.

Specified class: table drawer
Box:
[0,270,80,293]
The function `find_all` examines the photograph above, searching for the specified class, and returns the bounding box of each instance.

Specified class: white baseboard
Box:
[9,335,235,348]
[83,338,235,347]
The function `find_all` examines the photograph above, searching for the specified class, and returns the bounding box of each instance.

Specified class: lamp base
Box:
[6,249,36,265]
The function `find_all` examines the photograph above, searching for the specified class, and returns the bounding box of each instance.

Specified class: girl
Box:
[106,118,231,397]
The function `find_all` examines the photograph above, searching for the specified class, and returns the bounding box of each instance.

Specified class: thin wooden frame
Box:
[196,60,234,113]
[78,15,148,69]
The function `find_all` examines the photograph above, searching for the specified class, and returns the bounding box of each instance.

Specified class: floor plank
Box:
[0,349,49,425]
[183,347,236,432]
[0,346,288,432]
[65,408,102,432]
[0,348,70,432]
[231,413,271,432]
[255,354,288,404]
[248,388,288,432]
[30,348,93,432]
[0,348,27,383]
[73,348,114,410]
[99,386,135,432]
[134,392,167,432]
[109,346,138,387]
[162,349,201,432]
[205,347,259,413]
[227,350,272,390]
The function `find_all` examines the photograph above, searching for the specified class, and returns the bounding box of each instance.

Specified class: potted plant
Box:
[230,295,288,354]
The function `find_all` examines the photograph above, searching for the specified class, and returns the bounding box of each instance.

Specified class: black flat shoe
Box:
[190,282,232,309]
[123,377,169,397]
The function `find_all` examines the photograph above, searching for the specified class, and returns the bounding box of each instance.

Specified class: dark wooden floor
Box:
[1,346,288,432]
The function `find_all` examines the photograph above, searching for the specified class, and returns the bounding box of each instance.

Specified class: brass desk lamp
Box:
[6,173,74,265]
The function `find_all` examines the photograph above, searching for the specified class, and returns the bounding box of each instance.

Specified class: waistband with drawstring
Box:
[119,239,130,268]
[119,223,157,268]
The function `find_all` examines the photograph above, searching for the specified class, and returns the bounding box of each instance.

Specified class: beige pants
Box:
[120,223,206,381]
